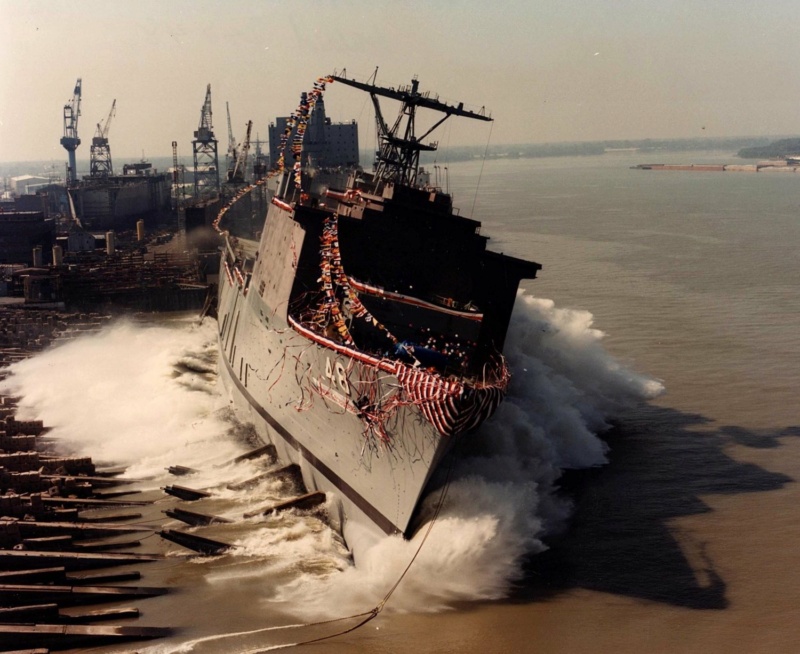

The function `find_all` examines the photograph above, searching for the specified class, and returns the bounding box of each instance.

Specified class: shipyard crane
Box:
[229,120,252,184]
[90,99,116,177]
[60,78,82,185]
[226,101,239,172]
[331,71,492,187]
[192,84,220,197]
[252,136,268,178]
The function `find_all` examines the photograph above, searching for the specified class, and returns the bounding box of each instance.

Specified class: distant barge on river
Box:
[632,160,800,173]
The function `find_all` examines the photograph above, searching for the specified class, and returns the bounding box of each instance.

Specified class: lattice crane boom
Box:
[90,99,116,178]
[192,84,220,197]
[230,120,252,184]
[60,78,82,184]
[95,99,116,140]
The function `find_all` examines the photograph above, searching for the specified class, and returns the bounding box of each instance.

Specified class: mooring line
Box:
[249,445,459,652]
[176,447,459,653]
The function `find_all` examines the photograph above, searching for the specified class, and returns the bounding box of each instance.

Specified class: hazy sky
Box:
[2,0,799,164]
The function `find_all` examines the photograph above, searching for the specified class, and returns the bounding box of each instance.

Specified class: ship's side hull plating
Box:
[216,206,455,545]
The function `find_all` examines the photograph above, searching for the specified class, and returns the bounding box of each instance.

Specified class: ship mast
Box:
[330,72,492,187]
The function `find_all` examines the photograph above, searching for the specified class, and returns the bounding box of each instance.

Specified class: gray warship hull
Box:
[216,203,458,548]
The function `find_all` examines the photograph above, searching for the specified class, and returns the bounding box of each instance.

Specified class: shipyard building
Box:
[268,96,359,169]
[0,212,55,266]
[69,162,170,230]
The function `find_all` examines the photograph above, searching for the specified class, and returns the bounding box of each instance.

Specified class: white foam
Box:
[0,292,664,623]
[0,317,243,482]
[271,292,664,618]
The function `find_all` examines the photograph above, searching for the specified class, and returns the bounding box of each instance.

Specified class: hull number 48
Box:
[325,357,350,394]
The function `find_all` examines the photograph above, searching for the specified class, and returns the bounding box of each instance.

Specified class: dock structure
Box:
[0,384,174,650]
[55,251,210,312]
[0,310,326,650]
[0,308,110,368]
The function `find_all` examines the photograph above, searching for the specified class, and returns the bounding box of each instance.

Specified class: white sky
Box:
[1,0,799,163]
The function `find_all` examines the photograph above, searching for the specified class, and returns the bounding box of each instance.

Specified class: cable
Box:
[175,444,460,653]
[247,441,460,652]
[471,120,494,218]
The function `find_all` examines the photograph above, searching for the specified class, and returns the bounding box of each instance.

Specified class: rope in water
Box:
[178,448,459,652]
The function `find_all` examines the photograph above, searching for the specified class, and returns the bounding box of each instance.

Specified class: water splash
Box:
[272,292,664,618]
[0,293,663,635]
[0,316,244,482]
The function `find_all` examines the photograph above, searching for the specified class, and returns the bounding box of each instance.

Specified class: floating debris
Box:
[158,529,234,556]
[162,484,212,501]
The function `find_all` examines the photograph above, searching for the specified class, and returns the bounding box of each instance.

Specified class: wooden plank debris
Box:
[0,623,171,648]
[39,496,153,507]
[66,571,141,585]
[227,443,277,465]
[72,537,142,552]
[158,529,234,556]
[0,602,59,623]
[15,520,151,539]
[78,511,143,522]
[243,491,326,519]
[0,583,167,607]
[62,606,140,622]
[162,484,211,501]
[164,507,232,526]
[0,549,163,572]
[166,465,198,476]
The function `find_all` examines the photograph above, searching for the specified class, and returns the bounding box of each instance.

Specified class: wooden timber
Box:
[0,602,59,623]
[14,520,151,539]
[0,583,167,607]
[162,484,211,501]
[164,507,232,526]
[39,496,153,507]
[166,465,198,476]
[0,623,171,649]
[243,491,326,519]
[227,443,277,465]
[0,549,163,572]
[158,529,233,555]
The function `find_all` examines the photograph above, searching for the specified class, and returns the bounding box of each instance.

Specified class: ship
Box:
[215,72,542,555]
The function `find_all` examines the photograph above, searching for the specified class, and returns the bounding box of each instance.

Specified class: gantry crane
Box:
[60,78,82,185]
[192,84,220,198]
[90,99,116,177]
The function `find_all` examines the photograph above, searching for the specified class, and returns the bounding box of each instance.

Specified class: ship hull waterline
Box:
[216,268,460,554]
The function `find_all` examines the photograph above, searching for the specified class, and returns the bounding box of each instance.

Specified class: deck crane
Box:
[60,78,82,185]
[192,84,220,197]
[90,99,117,177]
[229,120,253,184]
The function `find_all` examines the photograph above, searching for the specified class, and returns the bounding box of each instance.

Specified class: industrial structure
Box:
[89,99,116,177]
[60,79,82,185]
[223,103,253,186]
[227,120,252,185]
[68,162,170,230]
[225,102,238,182]
[192,85,220,198]
[268,93,359,170]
